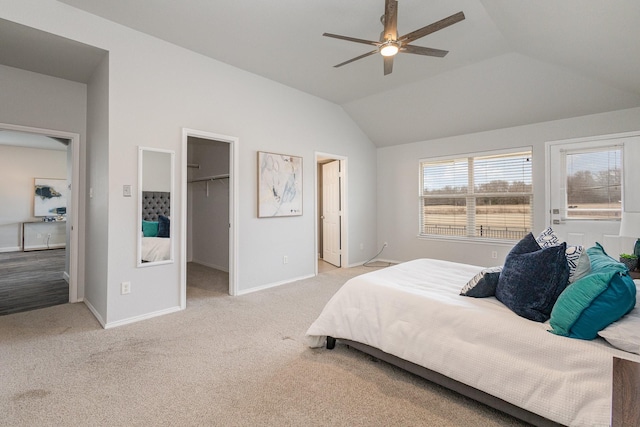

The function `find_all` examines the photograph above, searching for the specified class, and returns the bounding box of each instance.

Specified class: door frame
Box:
[0,122,81,302]
[545,130,640,254]
[315,152,348,275]
[180,128,238,304]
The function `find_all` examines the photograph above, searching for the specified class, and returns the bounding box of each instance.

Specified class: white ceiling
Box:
[0,130,68,151]
[8,1,640,146]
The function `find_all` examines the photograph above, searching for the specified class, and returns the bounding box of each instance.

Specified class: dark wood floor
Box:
[0,249,68,315]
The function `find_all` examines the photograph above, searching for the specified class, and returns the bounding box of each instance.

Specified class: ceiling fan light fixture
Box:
[380,41,399,57]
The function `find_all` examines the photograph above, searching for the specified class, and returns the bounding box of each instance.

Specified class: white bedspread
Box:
[307,258,640,426]
[141,237,170,262]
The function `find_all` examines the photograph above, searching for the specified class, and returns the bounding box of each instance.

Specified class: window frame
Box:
[418,147,533,243]
[559,144,623,222]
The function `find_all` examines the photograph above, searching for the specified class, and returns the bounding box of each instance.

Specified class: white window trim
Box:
[545,131,640,227]
[418,146,533,243]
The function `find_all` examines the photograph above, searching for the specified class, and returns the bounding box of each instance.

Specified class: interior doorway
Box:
[181,129,238,307]
[0,123,81,313]
[316,153,347,274]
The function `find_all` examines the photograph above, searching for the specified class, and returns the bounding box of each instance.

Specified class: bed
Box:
[307,242,640,426]
[141,191,171,262]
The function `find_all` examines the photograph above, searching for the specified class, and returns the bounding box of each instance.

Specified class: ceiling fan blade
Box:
[323,33,380,47]
[401,44,448,58]
[382,0,398,41]
[333,50,379,68]
[383,55,394,75]
[399,11,465,44]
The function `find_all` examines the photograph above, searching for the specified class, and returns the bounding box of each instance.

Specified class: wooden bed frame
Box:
[326,336,563,427]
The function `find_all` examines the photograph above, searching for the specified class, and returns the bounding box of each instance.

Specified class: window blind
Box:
[420,150,532,240]
[565,146,622,219]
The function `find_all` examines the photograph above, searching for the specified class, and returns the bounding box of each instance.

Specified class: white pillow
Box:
[598,283,640,354]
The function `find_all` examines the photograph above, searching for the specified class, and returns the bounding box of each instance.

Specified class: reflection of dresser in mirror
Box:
[22,221,66,251]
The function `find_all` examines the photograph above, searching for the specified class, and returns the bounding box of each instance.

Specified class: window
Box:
[564,146,622,220]
[420,149,532,241]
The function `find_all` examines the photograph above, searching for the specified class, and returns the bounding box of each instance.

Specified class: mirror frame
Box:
[137,146,175,267]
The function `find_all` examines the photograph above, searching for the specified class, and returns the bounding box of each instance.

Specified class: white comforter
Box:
[307,258,640,426]
[141,237,171,262]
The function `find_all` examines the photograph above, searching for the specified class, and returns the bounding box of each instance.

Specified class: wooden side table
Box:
[612,357,640,427]
[630,269,640,280]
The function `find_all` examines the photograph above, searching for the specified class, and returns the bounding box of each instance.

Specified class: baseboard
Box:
[191,259,229,273]
[63,271,70,284]
[84,299,106,328]
[23,244,66,251]
[0,246,21,253]
[236,273,315,296]
[103,305,183,329]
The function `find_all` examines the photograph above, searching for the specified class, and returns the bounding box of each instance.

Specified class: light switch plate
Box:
[123,185,132,197]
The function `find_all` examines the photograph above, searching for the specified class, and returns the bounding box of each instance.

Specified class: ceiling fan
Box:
[323,0,465,75]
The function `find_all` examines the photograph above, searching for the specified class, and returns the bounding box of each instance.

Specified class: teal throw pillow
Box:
[142,220,159,237]
[548,243,636,340]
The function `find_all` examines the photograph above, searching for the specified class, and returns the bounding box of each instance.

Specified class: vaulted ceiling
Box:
[10,1,640,147]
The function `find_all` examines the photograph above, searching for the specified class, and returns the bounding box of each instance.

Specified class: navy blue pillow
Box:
[496,233,569,322]
[157,215,170,238]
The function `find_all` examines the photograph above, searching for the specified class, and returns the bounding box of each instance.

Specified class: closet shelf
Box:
[189,174,229,197]
[189,174,229,183]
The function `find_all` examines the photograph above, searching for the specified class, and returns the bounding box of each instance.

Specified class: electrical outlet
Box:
[491,251,498,259]
[121,281,131,295]
[383,242,388,247]
[283,255,288,264]
[47,233,52,238]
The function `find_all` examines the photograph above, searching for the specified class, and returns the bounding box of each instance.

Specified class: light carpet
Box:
[0,263,529,426]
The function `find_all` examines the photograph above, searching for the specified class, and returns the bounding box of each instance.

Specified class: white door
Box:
[547,134,640,254]
[322,160,341,267]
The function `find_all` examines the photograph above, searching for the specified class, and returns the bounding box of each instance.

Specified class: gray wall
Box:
[2,1,378,326]
[377,107,640,267]
[0,144,67,251]
[0,62,87,299]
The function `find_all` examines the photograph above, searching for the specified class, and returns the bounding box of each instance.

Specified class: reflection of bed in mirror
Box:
[141,191,170,263]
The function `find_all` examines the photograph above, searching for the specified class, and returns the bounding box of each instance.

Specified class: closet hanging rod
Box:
[189,174,229,183]
[187,163,200,169]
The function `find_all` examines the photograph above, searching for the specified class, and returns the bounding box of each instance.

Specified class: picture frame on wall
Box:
[34,178,67,217]
[257,151,302,217]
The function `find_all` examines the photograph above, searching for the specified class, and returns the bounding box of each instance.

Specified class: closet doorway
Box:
[181,129,238,307]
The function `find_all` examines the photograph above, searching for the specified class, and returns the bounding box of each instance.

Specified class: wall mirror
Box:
[137,147,175,267]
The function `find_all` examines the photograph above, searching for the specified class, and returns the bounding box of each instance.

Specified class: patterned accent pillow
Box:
[535,227,586,284]
[460,266,503,297]
[536,226,560,248]
[566,244,586,283]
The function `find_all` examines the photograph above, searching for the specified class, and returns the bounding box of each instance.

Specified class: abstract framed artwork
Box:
[257,151,302,217]
[34,178,67,217]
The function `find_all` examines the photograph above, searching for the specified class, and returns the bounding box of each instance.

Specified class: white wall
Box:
[0,145,67,251]
[1,1,378,326]
[0,62,87,297]
[377,107,640,267]
[84,52,109,319]
[142,150,172,192]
